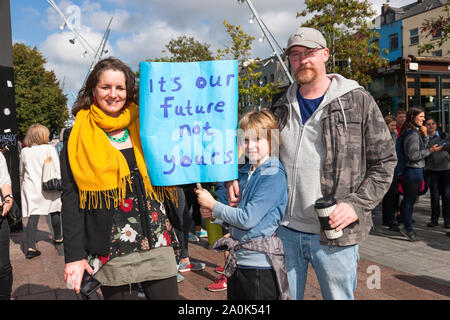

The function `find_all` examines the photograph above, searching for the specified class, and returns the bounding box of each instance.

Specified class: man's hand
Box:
[225,180,239,207]
[329,202,358,232]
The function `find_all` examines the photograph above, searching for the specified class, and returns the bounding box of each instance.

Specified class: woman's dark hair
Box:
[424,116,436,125]
[400,106,424,136]
[71,57,138,116]
[425,116,443,135]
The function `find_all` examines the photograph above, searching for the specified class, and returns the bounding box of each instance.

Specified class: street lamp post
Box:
[46,0,96,56]
[83,17,114,86]
[237,0,294,85]
[46,0,113,87]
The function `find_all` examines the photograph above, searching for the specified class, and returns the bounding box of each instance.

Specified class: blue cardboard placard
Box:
[139,60,239,186]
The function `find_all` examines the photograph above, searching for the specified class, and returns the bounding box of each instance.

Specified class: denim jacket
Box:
[213,157,287,266]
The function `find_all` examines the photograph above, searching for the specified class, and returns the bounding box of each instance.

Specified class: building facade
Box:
[402,1,449,58]
[370,0,449,131]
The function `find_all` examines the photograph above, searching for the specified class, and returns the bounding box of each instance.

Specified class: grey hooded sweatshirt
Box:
[272,74,396,246]
[278,74,363,234]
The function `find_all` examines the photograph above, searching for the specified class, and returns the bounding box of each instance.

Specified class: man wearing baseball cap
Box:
[226,26,397,299]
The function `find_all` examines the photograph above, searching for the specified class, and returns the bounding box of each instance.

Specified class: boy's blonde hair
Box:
[239,109,280,156]
[23,123,50,147]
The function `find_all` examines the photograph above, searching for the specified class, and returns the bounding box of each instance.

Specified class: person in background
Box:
[382,115,400,231]
[173,185,206,275]
[61,57,179,300]
[56,127,66,156]
[395,108,407,138]
[397,107,443,241]
[424,117,450,228]
[206,181,229,292]
[187,188,208,242]
[0,152,14,300]
[20,124,63,259]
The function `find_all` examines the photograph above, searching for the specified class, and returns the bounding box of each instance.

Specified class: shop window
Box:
[432,50,442,57]
[421,95,438,114]
[410,28,419,45]
[389,33,399,51]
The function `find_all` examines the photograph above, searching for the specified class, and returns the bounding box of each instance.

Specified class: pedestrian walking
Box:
[197,109,290,300]
[55,127,65,156]
[61,57,179,300]
[397,107,443,241]
[226,27,397,300]
[395,108,407,138]
[424,117,450,228]
[20,124,63,259]
[206,182,229,292]
[382,116,400,231]
[0,152,14,300]
[173,185,206,274]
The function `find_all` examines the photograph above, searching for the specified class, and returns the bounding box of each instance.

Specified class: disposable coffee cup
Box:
[314,197,342,240]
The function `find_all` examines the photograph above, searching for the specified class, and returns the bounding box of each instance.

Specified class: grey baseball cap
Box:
[284,27,327,57]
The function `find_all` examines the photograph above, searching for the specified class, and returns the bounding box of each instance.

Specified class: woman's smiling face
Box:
[92,69,127,117]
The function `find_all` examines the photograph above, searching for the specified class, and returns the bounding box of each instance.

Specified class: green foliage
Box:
[419,3,449,54]
[297,0,388,87]
[13,43,68,139]
[135,35,216,78]
[217,22,255,63]
[150,35,215,62]
[219,21,280,114]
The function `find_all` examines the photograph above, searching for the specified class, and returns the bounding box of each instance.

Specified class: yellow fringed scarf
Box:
[68,102,177,210]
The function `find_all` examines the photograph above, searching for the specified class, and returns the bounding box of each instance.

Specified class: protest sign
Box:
[139,60,239,186]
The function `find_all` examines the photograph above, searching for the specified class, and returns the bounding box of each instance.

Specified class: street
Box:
[8,192,450,300]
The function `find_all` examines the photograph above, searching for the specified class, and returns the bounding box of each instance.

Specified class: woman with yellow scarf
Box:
[61,57,179,300]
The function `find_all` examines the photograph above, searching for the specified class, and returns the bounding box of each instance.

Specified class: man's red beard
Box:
[294,66,318,85]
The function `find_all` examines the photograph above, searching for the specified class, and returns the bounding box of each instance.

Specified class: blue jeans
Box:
[399,182,420,232]
[277,226,359,300]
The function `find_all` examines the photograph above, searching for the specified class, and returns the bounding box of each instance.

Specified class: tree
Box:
[152,35,216,62]
[219,21,280,114]
[136,35,216,78]
[419,3,449,54]
[297,0,388,87]
[13,43,68,139]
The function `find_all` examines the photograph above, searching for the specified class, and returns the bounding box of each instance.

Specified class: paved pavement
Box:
[7,192,450,300]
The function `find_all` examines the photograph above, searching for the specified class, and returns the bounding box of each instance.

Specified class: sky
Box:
[10,0,418,109]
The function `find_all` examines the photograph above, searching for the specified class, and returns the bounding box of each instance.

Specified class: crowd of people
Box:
[382,108,449,241]
[1,25,449,301]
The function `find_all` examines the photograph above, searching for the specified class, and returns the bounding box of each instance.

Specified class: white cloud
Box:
[42,0,75,31]
[40,28,114,99]
[115,21,213,69]
[40,0,306,107]
[369,0,418,15]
